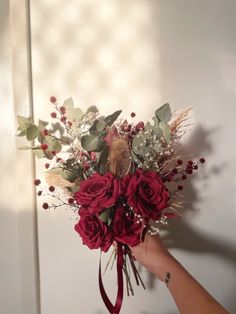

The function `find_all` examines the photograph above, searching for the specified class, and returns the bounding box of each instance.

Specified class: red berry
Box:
[187,168,193,174]
[182,174,187,180]
[68,198,74,204]
[123,124,131,132]
[193,165,198,170]
[177,159,183,165]
[43,129,49,136]
[199,158,206,163]
[40,143,48,150]
[34,179,41,186]
[188,160,193,165]
[167,172,174,180]
[45,163,50,169]
[83,163,90,171]
[50,96,57,103]
[38,191,42,196]
[60,116,67,123]
[42,202,49,209]
[67,121,72,127]
[177,185,183,190]
[51,112,57,118]
[59,106,66,115]
[51,150,57,155]
[131,112,136,118]
[49,186,55,192]
[172,168,178,174]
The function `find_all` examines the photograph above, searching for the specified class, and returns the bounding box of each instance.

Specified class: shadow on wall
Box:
[162,125,235,262]
[145,125,236,308]
[163,128,233,257]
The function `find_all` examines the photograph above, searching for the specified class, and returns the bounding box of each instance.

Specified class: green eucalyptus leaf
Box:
[99,130,107,137]
[17,115,32,130]
[159,121,165,129]
[131,151,143,165]
[43,151,54,160]
[132,135,142,154]
[32,148,45,159]
[53,140,62,153]
[153,123,163,137]
[38,119,48,131]
[98,145,109,174]
[17,130,27,137]
[67,107,83,123]
[46,167,78,182]
[81,134,104,152]
[26,124,39,141]
[86,105,99,114]
[38,119,48,142]
[66,185,81,193]
[162,123,171,143]
[63,97,83,123]
[63,97,74,110]
[99,207,112,224]
[155,103,172,123]
[44,136,62,153]
[38,133,44,144]
[61,170,78,182]
[90,119,107,135]
[104,110,122,126]
[18,146,32,150]
[145,122,153,131]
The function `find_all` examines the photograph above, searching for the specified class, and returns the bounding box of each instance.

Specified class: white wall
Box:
[31,1,236,314]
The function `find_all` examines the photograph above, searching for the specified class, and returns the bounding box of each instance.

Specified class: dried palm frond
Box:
[107,137,131,177]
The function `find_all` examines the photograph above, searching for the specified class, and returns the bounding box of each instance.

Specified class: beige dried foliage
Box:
[45,173,81,189]
[170,108,193,134]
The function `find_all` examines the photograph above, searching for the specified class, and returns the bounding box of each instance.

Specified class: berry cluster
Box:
[165,158,206,191]
[50,96,73,128]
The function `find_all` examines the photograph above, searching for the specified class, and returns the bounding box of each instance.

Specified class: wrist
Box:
[153,254,179,282]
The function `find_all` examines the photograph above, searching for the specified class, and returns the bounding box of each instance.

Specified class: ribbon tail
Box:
[99,243,124,314]
[114,243,124,313]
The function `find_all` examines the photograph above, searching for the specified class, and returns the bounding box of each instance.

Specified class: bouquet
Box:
[17,97,205,314]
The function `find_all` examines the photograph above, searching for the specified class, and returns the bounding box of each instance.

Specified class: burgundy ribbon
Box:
[99,242,124,314]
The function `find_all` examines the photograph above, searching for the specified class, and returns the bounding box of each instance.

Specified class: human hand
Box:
[129,234,229,314]
[129,234,177,281]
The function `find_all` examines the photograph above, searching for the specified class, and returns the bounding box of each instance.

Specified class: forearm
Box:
[154,255,229,314]
[130,235,229,313]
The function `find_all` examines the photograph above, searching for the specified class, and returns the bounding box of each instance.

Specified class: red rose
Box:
[126,169,169,220]
[74,212,113,252]
[113,205,144,246]
[75,172,121,213]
